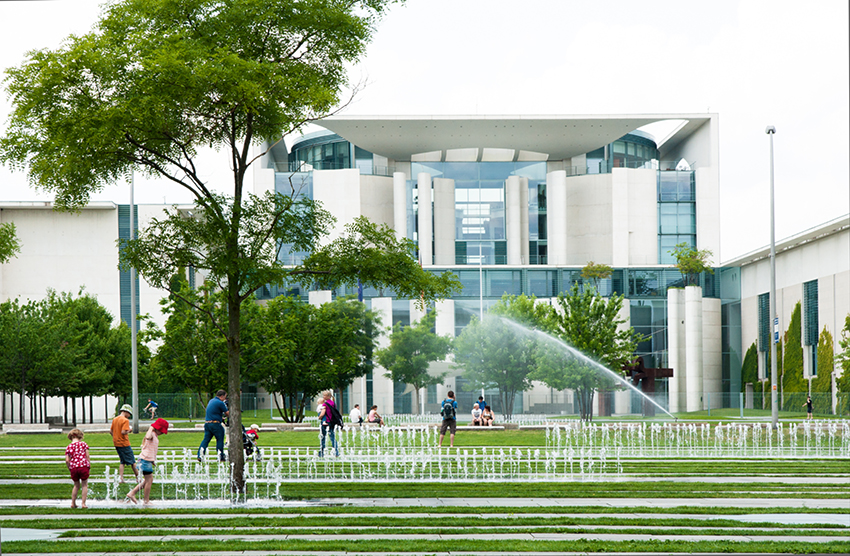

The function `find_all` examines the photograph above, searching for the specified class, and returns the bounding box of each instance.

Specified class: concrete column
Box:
[435,299,455,338]
[417,173,432,266]
[506,176,523,265]
[433,177,456,265]
[667,288,684,413]
[685,286,704,412]
[409,300,426,325]
[308,290,332,307]
[546,170,567,265]
[611,170,629,267]
[702,297,722,408]
[371,297,394,414]
[392,172,408,241]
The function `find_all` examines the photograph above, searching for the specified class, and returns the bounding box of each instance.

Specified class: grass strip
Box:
[3,538,850,553]
[3,480,849,500]
[55,526,850,537]
[5,516,849,530]
[0,505,848,516]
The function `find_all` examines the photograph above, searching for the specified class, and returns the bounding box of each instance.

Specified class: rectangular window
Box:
[758,293,769,353]
[803,280,818,346]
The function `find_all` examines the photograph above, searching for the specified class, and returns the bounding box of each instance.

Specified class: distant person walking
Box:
[198,390,229,462]
[111,404,139,484]
[438,390,458,448]
[126,418,169,505]
[144,399,158,419]
[318,390,339,457]
[803,396,813,420]
[65,428,90,509]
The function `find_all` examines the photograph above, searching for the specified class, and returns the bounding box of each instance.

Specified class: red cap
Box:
[151,418,169,435]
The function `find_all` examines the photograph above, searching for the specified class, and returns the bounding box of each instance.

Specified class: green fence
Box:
[131,393,269,421]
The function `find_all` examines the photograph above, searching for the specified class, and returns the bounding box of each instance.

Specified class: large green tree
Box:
[376,310,452,414]
[536,284,642,422]
[0,298,45,423]
[245,295,379,422]
[811,327,834,415]
[0,0,458,491]
[453,295,550,418]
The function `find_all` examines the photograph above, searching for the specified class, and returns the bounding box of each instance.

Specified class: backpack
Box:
[440,399,456,419]
[324,401,344,429]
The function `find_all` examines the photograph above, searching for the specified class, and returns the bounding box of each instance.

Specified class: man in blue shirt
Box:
[198,389,229,462]
[438,390,458,448]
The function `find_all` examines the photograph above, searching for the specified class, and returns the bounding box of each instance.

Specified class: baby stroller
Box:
[243,425,262,462]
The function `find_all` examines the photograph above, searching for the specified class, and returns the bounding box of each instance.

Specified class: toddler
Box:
[65,428,90,509]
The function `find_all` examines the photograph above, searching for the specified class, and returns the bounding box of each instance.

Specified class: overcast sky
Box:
[1,0,847,262]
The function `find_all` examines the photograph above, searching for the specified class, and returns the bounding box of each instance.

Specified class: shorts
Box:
[115,445,136,465]
[70,467,90,482]
[139,459,154,475]
[439,418,457,435]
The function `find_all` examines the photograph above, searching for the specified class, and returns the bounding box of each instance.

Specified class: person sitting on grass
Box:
[65,428,90,509]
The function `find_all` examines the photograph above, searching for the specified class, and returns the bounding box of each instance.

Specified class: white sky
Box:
[1,0,848,262]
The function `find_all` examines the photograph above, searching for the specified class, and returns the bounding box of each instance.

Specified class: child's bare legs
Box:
[126,476,145,503]
[71,479,80,508]
[80,479,88,508]
[118,463,126,483]
[141,474,154,504]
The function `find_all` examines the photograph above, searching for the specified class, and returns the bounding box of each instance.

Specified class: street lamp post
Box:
[766,126,778,430]
[130,172,139,434]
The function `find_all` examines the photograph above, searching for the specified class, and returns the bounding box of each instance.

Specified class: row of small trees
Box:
[380,282,643,422]
[0,291,143,424]
[741,301,844,413]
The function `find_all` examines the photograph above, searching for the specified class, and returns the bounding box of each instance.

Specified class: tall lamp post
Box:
[130,172,139,434]
[766,126,778,429]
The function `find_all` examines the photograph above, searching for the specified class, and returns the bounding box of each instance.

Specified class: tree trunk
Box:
[89,396,94,424]
[72,397,77,426]
[81,396,86,424]
[18,379,25,424]
[1,391,5,424]
[226,289,245,494]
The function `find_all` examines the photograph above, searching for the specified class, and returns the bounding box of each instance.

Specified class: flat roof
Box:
[722,214,850,267]
[307,114,713,161]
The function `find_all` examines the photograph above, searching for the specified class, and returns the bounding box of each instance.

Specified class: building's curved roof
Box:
[313,114,712,161]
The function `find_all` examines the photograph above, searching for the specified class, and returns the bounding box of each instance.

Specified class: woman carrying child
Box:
[65,428,90,509]
[126,418,169,505]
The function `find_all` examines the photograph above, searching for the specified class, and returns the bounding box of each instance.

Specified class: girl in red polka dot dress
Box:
[65,428,90,509]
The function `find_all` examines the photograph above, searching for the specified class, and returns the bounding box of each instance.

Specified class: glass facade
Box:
[411,161,546,265]
[118,205,140,326]
[657,170,696,263]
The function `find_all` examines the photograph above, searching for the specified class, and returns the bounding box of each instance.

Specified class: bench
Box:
[3,423,63,434]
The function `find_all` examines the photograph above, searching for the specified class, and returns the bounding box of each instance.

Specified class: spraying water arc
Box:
[497,316,678,421]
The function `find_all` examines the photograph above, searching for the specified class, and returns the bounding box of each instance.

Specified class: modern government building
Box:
[1,114,848,420]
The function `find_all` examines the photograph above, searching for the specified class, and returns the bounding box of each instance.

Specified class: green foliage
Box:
[536,284,642,422]
[837,315,850,394]
[782,303,805,410]
[453,295,550,418]
[580,261,613,291]
[0,0,456,489]
[811,327,834,414]
[0,222,20,264]
[740,342,758,391]
[376,310,452,414]
[0,291,145,423]
[244,296,379,422]
[670,242,714,286]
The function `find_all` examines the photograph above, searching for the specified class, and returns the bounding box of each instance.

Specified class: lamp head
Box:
[765,126,776,134]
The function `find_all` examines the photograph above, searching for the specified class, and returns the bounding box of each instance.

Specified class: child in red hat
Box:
[126,418,168,505]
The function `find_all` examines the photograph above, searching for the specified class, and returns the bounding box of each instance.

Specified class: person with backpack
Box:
[438,390,458,448]
[317,390,341,457]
